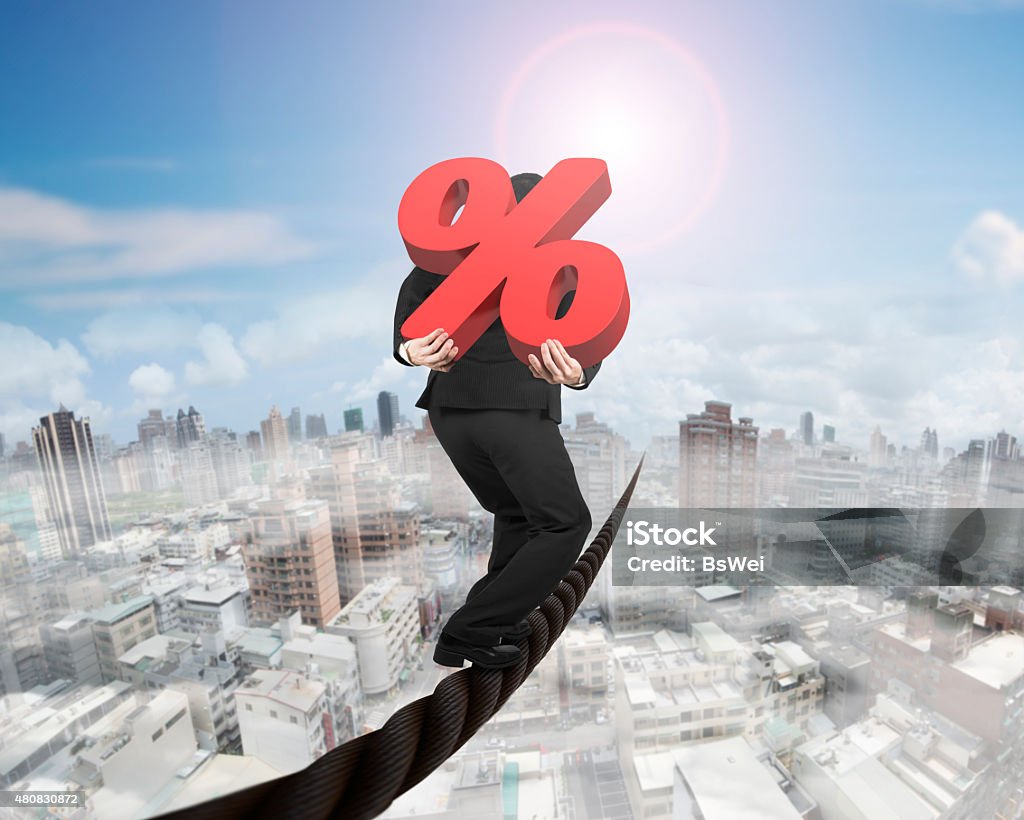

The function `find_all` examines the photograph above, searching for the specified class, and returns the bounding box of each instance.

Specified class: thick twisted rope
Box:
[153,456,644,820]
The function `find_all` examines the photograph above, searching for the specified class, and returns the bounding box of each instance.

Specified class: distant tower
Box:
[175,405,205,449]
[799,411,814,446]
[869,426,888,467]
[822,424,836,444]
[344,408,364,433]
[377,391,399,438]
[260,406,290,464]
[32,405,112,557]
[989,430,1017,461]
[0,431,5,459]
[245,430,263,456]
[287,407,303,442]
[920,427,939,459]
[305,413,328,439]
[137,409,168,451]
[679,401,759,506]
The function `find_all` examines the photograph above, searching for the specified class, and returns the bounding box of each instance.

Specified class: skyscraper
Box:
[344,407,364,433]
[245,430,262,456]
[305,413,328,439]
[920,427,939,459]
[175,406,205,449]
[989,429,1017,461]
[869,426,888,468]
[679,401,758,507]
[0,431,6,459]
[137,409,171,451]
[260,406,290,464]
[823,424,836,444]
[287,407,303,441]
[32,405,112,557]
[799,411,814,446]
[377,391,399,438]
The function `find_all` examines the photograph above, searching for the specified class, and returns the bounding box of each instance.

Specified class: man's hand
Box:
[404,327,459,372]
[528,339,583,385]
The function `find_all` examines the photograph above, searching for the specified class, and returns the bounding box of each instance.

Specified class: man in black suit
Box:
[392,172,601,669]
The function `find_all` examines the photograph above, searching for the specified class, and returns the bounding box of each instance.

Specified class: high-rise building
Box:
[175,406,205,450]
[989,429,1018,461]
[679,401,758,507]
[245,430,262,456]
[343,408,364,433]
[180,438,219,508]
[32,405,112,557]
[260,406,290,465]
[137,410,171,451]
[869,425,888,468]
[306,440,365,605]
[758,428,795,506]
[799,411,814,446]
[822,424,836,443]
[245,496,341,627]
[377,391,399,438]
[287,406,303,441]
[305,413,328,439]
[0,431,6,459]
[207,428,251,498]
[920,427,939,458]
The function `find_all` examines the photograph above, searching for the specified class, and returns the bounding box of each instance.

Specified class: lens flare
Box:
[495,21,730,255]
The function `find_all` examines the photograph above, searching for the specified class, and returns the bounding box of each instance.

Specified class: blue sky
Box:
[2,0,1024,452]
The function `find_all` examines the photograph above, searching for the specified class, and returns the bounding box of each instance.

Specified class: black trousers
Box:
[429,405,593,645]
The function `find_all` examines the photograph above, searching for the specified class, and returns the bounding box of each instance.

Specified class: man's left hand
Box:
[528,339,583,385]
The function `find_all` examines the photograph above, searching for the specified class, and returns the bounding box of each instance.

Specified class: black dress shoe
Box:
[433,632,523,669]
[497,619,532,641]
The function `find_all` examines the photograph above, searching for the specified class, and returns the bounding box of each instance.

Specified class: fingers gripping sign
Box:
[405,327,459,372]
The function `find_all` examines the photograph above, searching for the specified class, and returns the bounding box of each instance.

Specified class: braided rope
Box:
[153,456,643,820]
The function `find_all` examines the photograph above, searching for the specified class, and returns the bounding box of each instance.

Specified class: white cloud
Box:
[0,322,90,400]
[241,259,404,366]
[184,324,248,387]
[128,363,180,417]
[0,322,109,441]
[129,363,176,401]
[0,186,315,285]
[82,308,204,358]
[952,210,1024,284]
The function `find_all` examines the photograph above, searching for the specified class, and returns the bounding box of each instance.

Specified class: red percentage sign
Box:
[397,157,629,368]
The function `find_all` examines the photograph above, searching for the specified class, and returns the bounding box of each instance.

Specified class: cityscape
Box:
[1,389,1023,819]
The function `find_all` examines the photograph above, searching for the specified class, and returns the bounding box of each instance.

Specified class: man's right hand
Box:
[404,327,459,372]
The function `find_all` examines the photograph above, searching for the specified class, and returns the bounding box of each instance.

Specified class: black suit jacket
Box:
[393,266,601,424]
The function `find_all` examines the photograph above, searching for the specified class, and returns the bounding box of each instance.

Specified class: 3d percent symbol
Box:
[397,157,630,368]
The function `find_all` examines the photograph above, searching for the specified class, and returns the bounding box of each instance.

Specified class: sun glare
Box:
[495,22,730,256]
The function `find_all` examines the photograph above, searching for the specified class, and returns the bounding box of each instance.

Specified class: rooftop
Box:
[182,585,241,606]
[673,736,802,819]
[86,595,154,625]
[952,631,1024,689]
[235,669,324,711]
